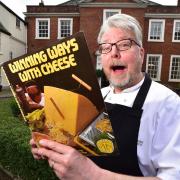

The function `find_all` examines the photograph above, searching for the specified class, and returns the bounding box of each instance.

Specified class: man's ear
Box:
[140,47,145,63]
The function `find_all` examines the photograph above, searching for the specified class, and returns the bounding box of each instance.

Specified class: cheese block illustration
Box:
[44,86,99,137]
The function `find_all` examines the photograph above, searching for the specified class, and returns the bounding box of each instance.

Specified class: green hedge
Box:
[0,98,58,180]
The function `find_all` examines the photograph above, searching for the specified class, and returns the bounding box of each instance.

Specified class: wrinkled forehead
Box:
[100,27,136,43]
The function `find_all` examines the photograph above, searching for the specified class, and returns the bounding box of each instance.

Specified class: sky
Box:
[0,0,178,19]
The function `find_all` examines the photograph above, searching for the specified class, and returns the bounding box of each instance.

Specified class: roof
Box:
[0,22,11,36]
[60,0,80,5]
[0,1,26,23]
[61,0,160,6]
[133,0,160,5]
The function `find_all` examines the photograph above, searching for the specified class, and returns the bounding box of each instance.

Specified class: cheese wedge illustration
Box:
[44,86,99,136]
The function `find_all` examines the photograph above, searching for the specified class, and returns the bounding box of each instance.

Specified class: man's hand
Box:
[31,139,103,180]
[30,138,43,159]
[30,138,161,180]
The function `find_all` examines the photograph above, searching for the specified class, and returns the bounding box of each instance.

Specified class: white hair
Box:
[97,14,142,47]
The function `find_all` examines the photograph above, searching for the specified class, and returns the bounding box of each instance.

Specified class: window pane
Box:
[16,18,20,28]
[38,20,49,38]
[174,22,180,40]
[106,11,118,19]
[9,51,13,60]
[60,20,71,38]
[170,57,180,80]
[147,56,160,79]
[150,22,162,40]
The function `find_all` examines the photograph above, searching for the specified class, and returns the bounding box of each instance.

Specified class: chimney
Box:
[39,0,44,6]
[178,0,180,6]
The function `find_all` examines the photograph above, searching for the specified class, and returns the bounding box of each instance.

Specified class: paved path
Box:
[0,88,13,98]
[0,165,13,180]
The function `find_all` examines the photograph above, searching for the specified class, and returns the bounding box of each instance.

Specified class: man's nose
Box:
[111,44,121,58]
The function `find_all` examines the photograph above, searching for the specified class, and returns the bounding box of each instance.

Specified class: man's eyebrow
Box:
[100,37,133,43]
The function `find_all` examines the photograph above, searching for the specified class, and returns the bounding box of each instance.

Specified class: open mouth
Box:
[111,65,126,72]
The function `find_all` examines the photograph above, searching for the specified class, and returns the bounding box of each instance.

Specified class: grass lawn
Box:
[0,98,58,180]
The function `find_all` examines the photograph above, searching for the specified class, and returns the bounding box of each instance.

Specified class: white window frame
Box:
[58,18,73,39]
[172,20,180,42]
[146,54,162,81]
[169,55,180,82]
[35,18,50,39]
[103,9,121,22]
[148,19,165,42]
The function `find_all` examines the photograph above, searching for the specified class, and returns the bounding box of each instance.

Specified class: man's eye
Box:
[102,45,110,50]
[119,43,129,47]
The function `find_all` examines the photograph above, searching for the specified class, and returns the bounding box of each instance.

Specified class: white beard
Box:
[109,73,131,89]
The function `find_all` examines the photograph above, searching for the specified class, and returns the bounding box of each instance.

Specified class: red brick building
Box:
[24,0,180,90]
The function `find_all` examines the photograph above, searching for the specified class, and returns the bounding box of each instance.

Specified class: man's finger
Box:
[36,147,65,163]
[38,139,72,154]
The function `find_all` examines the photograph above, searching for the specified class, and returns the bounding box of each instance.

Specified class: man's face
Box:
[100,27,144,91]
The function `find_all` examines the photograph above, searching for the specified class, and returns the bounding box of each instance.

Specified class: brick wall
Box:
[25,0,180,88]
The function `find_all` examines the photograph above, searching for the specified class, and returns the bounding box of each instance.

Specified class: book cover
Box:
[2,32,118,156]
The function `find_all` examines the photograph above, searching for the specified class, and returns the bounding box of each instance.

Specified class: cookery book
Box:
[2,32,118,156]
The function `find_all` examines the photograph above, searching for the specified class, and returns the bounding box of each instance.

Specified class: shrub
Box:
[9,99,21,117]
[0,98,58,180]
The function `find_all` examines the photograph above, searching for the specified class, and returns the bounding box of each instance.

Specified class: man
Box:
[30,14,180,179]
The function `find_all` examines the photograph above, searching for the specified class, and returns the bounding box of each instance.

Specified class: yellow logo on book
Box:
[96,139,114,154]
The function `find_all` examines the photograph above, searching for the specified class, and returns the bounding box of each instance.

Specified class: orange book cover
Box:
[2,32,119,156]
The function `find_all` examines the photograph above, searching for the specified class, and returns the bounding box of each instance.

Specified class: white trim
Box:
[146,54,162,81]
[148,19,165,42]
[58,18,73,39]
[169,55,180,82]
[103,9,121,22]
[35,18,50,39]
[24,13,80,17]
[145,13,180,19]
[172,20,180,42]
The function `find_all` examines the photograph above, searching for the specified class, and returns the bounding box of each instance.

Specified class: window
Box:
[9,51,13,60]
[58,18,73,39]
[36,18,50,39]
[146,54,162,81]
[172,20,180,42]
[169,55,180,82]
[148,19,165,42]
[103,9,121,22]
[16,17,20,28]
